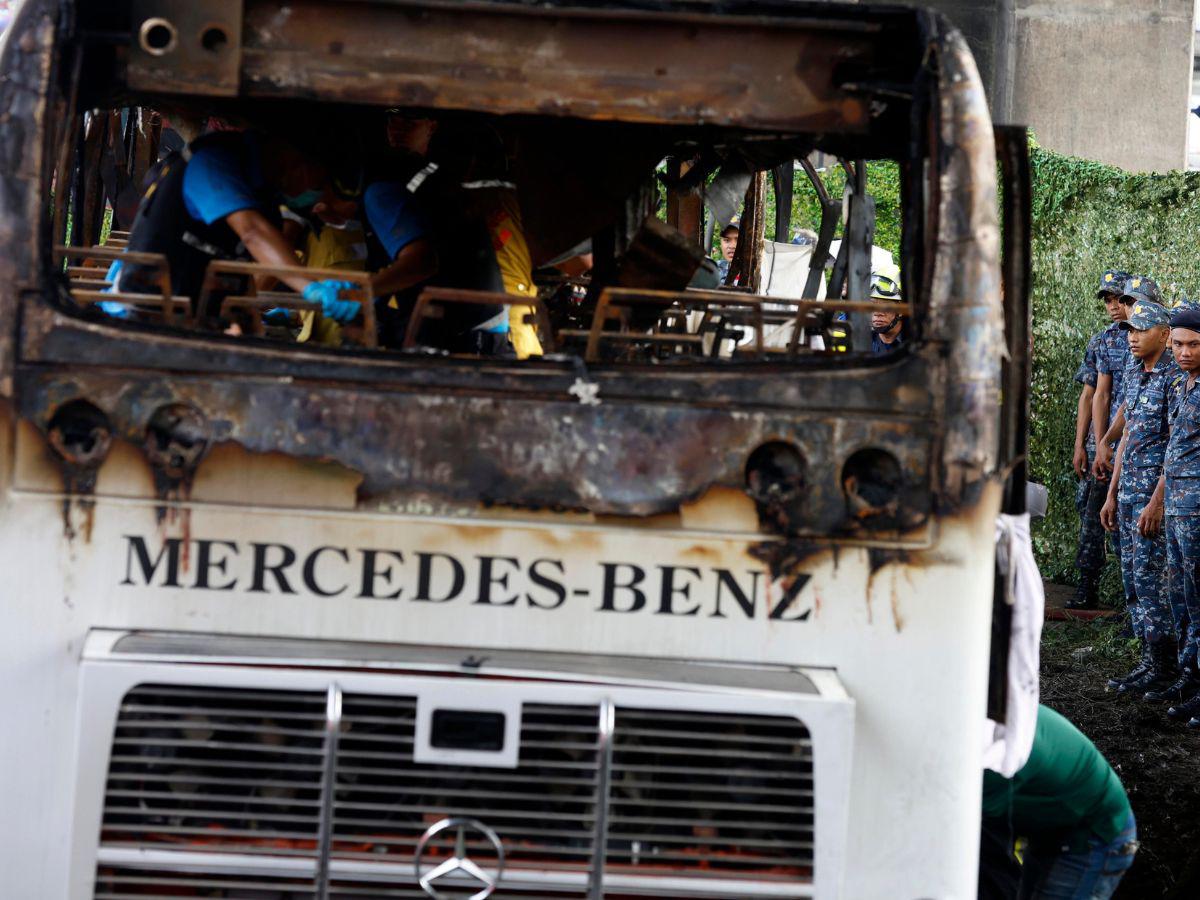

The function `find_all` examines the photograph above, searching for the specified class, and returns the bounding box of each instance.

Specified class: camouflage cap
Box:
[1096,269,1130,298]
[1121,275,1161,305]
[1120,299,1171,331]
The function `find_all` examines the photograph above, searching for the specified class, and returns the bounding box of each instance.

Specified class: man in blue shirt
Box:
[1070,270,1130,610]
[868,262,905,354]
[1100,297,1182,697]
[115,131,359,324]
[1093,277,1153,477]
[1095,277,1151,684]
[1160,308,1200,722]
[362,114,507,352]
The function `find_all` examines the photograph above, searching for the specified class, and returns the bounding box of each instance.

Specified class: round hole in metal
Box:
[200,24,229,53]
[139,18,178,56]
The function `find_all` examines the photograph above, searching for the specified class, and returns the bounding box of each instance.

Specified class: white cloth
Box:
[759,240,827,301]
[824,239,895,273]
[1025,481,1048,519]
[713,241,829,352]
[981,513,1044,777]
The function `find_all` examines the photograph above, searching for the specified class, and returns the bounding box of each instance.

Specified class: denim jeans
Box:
[1019,812,1138,900]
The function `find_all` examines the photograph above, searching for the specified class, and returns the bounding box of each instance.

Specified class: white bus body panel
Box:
[0,428,998,900]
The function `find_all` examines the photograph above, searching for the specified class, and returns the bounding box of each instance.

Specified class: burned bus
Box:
[0,1,1030,898]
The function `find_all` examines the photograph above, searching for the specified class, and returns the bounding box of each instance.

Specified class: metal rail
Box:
[315,682,344,900]
[198,260,379,348]
[54,244,178,324]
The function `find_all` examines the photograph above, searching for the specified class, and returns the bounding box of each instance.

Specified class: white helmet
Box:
[870,261,901,301]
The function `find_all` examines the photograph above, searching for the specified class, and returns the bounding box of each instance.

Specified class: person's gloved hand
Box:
[303,280,361,324]
[98,300,131,319]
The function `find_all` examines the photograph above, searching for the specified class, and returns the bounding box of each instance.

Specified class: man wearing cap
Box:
[1160,308,1200,724]
[1099,288,1182,696]
[1093,273,1144,478]
[1070,270,1130,609]
[868,262,905,354]
[113,130,359,323]
[716,215,741,284]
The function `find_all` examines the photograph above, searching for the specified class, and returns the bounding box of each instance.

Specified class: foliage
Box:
[738,161,904,259]
[1040,617,1138,669]
[1028,146,1200,598]
[781,160,903,258]
[684,160,905,260]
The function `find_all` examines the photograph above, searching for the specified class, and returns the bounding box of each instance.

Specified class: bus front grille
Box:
[94,683,814,897]
[95,867,317,898]
[334,696,602,871]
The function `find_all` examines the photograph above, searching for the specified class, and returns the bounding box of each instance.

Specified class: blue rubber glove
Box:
[100,261,130,318]
[303,279,361,324]
[263,307,292,326]
[98,300,131,319]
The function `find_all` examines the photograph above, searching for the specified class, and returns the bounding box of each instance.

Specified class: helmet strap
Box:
[871,314,901,336]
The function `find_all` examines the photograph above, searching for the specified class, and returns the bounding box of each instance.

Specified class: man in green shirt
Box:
[982,705,1137,899]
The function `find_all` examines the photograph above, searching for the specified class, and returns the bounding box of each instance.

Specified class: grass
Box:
[1040,616,1139,671]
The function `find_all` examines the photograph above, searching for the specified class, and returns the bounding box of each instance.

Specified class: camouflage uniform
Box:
[1080,328,1113,573]
[1095,321,1132,425]
[1116,345,1179,646]
[1166,371,1200,670]
[1074,271,1132,596]
[1093,319,1133,598]
[1074,330,1108,576]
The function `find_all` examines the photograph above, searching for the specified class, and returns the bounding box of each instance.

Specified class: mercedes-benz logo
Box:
[414,817,505,900]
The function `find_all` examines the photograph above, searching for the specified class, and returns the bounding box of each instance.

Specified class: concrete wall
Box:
[914,0,1196,173]
[1011,0,1194,172]
[915,1,1006,104]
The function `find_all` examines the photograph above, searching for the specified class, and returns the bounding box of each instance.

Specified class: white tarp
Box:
[760,241,827,300]
[742,241,828,350]
[981,513,1045,777]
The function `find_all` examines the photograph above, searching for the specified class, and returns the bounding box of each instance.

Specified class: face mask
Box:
[283,189,322,211]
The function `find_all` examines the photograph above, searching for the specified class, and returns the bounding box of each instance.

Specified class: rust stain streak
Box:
[890,583,905,633]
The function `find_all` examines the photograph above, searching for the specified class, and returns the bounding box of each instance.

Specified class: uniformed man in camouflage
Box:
[1161,308,1200,724]
[1093,274,1137,468]
[1091,276,1140,633]
[1070,270,1130,609]
[1100,288,1182,696]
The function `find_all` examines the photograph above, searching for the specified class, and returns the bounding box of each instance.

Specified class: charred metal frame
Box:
[987,125,1032,723]
[995,125,1032,517]
[0,1,1008,559]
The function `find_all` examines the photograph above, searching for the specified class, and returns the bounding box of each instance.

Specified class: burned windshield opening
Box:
[46,102,922,364]
[46,3,929,367]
